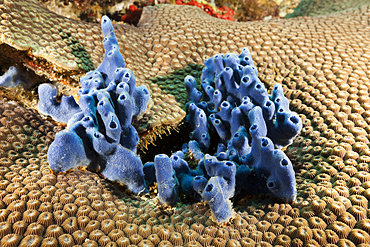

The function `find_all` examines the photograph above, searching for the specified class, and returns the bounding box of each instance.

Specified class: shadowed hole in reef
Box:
[138,122,192,164]
[138,120,221,166]
[0,44,50,85]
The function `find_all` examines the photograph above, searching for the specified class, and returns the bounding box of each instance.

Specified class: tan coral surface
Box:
[0,0,370,246]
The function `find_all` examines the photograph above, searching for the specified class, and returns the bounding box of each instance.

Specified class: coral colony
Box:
[39,16,302,224]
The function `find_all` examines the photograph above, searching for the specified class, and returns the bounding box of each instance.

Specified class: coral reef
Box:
[39,16,149,195]
[121,0,235,26]
[214,0,300,19]
[0,0,370,246]
[236,0,280,21]
[40,0,148,23]
[121,4,144,25]
[173,0,235,21]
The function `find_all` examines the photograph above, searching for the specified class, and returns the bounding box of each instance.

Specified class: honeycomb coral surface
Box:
[1,0,370,246]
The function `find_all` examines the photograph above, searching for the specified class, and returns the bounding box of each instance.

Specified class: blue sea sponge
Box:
[170,154,199,197]
[97,16,126,81]
[0,66,31,88]
[185,75,202,103]
[187,140,205,161]
[186,48,302,149]
[187,103,210,151]
[39,16,150,195]
[227,126,250,160]
[203,155,236,198]
[143,48,300,224]
[243,134,296,202]
[267,84,303,148]
[47,129,90,174]
[87,128,146,195]
[162,48,300,223]
[203,177,233,223]
[192,155,236,223]
[145,150,238,223]
[154,154,179,206]
[38,84,82,123]
[143,162,156,185]
[265,150,297,202]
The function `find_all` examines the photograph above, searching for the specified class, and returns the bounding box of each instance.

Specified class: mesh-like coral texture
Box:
[0,0,370,246]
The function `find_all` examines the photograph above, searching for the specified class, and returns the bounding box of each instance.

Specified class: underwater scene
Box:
[0,0,370,246]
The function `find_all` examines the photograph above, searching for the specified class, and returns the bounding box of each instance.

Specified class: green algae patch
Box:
[60,30,95,72]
